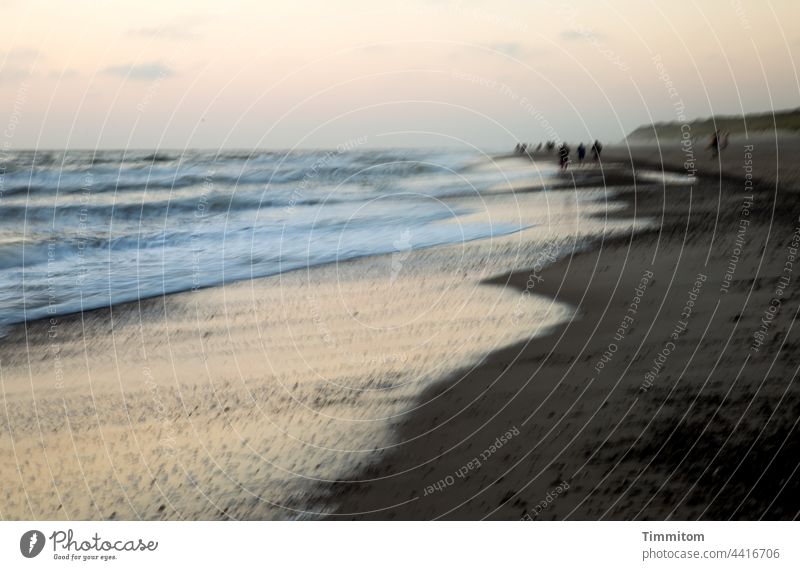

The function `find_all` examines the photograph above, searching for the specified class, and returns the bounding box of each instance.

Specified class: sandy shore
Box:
[2,136,798,521]
[0,158,639,520]
[327,134,800,520]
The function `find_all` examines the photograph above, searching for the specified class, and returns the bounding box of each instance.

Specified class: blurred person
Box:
[591,139,603,161]
[558,142,570,170]
[577,142,586,164]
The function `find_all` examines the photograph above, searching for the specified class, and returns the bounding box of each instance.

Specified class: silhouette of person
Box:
[558,143,570,170]
[708,130,719,158]
[591,140,603,161]
[577,143,586,164]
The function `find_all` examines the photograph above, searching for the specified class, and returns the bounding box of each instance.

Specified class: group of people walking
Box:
[512,128,730,172]
[514,140,604,171]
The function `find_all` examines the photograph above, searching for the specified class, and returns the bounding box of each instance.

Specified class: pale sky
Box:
[1,0,798,150]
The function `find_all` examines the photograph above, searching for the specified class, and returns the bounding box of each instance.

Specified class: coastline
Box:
[0,158,636,520]
[327,136,800,519]
[2,136,798,521]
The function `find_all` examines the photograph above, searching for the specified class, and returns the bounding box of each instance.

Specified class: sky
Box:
[1,0,799,150]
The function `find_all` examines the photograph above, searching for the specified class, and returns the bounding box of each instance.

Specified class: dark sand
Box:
[328,134,800,520]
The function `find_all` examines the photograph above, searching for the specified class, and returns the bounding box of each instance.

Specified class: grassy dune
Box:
[627,108,800,141]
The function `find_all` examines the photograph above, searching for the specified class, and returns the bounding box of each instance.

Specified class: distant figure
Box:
[577,143,586,164]
[558,143,570,170]
[708,130,719,158]
[546,141,555,153]
[720,131,729,150]
[591,139,603,161]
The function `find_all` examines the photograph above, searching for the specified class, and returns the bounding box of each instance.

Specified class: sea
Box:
[0,148,558,328]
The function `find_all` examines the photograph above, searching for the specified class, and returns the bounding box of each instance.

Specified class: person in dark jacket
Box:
[591,139,603,161]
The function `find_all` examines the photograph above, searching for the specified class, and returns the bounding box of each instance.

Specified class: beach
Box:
[1,138,798,521]
[327,134,800,520]
[0,152,637,520]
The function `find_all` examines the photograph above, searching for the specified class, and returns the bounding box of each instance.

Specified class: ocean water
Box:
[0,149,557,327]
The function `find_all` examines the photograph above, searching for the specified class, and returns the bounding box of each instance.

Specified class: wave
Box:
[2,151,466,197]
[0,149,546,327]
[3,189,367,225]
[0,202,457,271]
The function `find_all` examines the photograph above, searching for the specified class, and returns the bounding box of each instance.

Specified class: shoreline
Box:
[326,137,800,519]
[2,138,798,520]
[0,159,637,520]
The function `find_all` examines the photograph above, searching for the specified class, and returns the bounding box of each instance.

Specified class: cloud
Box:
[0,67,29,84]
[48,68,79,80]
[354,43,395,54]
[0,49,39,84]
[127,25,199,41]
[102,62,175,80]
[476,42,545,59]
[3,48,42,62]
[127,16,209,41]
[483,42,525,57]
[560,28,606,41]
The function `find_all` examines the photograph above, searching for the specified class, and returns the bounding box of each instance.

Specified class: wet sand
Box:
[328,135,800,520]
